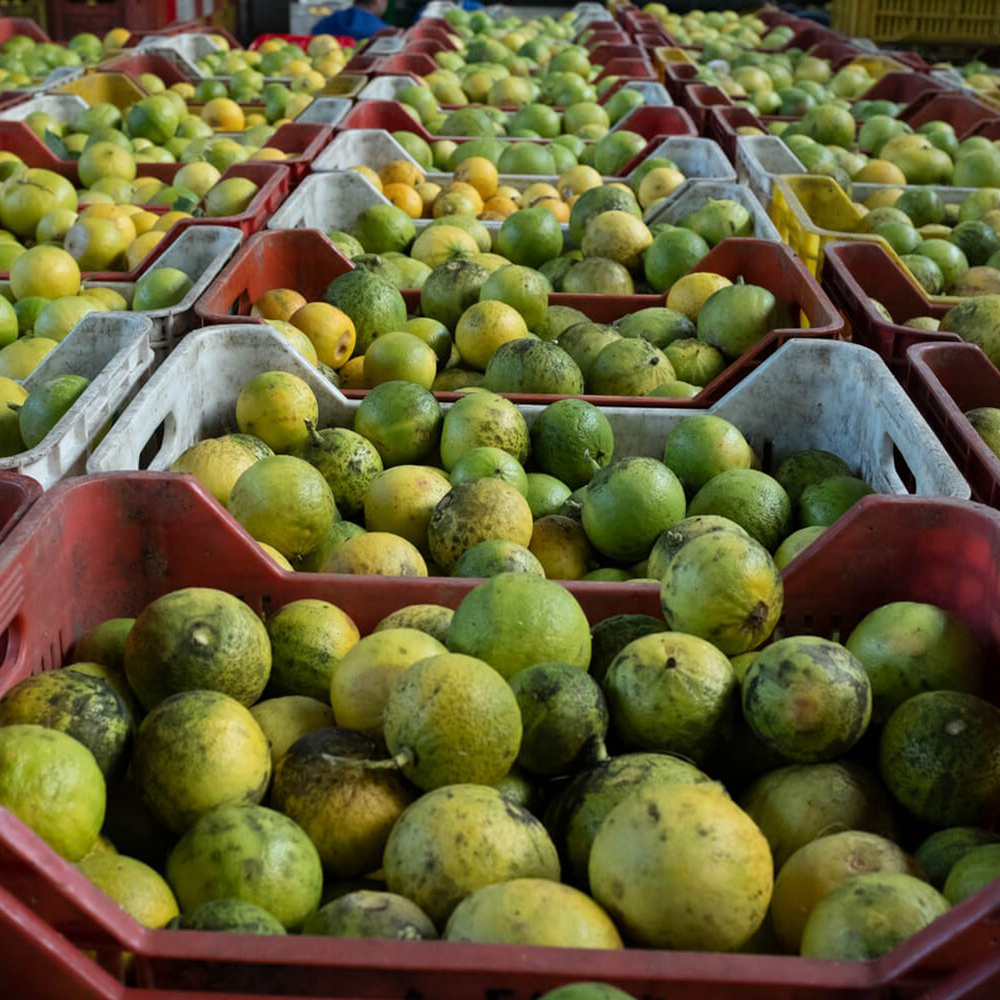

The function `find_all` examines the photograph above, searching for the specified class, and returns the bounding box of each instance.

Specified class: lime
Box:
[688,468,791,551]
[775,450,852,504]
[171,898,286,935]
[497,207,564,269]
[289,424,383,519]
[479,264,550,330]
[525,472,572,519]
[916,238,969,290]
[642,228,710,294]
[18,374,89,449]
[354,380,443,466]
[450,445,528,495]
[917,828,1000,889]
[662,415,753,494]
[798,475,873,527]
[439,390,529,469]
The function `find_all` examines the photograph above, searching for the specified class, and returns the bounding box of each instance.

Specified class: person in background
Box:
[311,0,390,40]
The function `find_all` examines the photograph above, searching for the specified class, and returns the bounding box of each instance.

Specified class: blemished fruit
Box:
[590,783,773,951]
[169,899,286,935]
[303,890,437,940]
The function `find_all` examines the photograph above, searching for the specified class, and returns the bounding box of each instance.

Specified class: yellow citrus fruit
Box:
[125,231,165,270]
[497,185,522,204]
[9,245,80,300]
[201,97,246,131]
[265,320,320,365]
[638,167,687,210]
[323,532,429,577]
[289,301,357,369]
[250,147,287,162]
[338,355,367,389]
[0,337,57,379]
[235,371,319,453]
[258,541,294,570]
[352,165,383,192]
[523,182,561,204]
[534,196,570,222]
[666,272,733,321]
[363,464,452,553]
[250,696,333,766]
[85,286,128,311]
[170,436,260,506]
[379,160,424,187]
[364,331,438,390]
[446,181,486,214]
[854,159,908,185]
[252,287,309,322]
[454,156,499,200]
[481,196,520,219]
[455,300,530,370]
[383,183,424,219]
[558,165,603,200]
[153,211,193,233]
[78,854,180,928]
[128,210,159,235]
[415,182,442,213]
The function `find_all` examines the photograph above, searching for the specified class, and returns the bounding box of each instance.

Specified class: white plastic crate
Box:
[267,170,387,236]
[12,66,83,97]
[735,134,806,210]
[312,129,420,173]
[79,227,243,358]
[137,34,223,78]
[294,97,352,127]
[0,94,87,125]
[365,36,406,55]
[646,179,782,242]
[89,325,969,510]
[629,137,736,206]
[357,76,426,102]
[7,313,154,489]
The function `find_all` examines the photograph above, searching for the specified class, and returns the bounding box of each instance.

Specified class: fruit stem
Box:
[304,418,323,446]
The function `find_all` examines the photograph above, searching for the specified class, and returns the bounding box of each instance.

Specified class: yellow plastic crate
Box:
[832,0,1000,46]
[769,175,962,306]
[56,73,145,110]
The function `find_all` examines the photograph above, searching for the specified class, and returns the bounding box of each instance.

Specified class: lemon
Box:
[78,854,179,928]
[235,371,319,453]
[258,541,293,569]
[170,436,259,505]
[266,598,360,703]
[249,695,335,765]
[666,272,733,321]
[0,724,105,861]
[455,300,530,371]
[322,531,429,576]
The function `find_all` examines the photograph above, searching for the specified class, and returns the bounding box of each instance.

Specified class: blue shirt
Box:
[311,7,389,40]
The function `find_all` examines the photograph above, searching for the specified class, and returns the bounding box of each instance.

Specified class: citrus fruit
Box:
[0,669,131,779]
[581,211,653,270]
[497,206,564,269]
[614,306,694,349]
[354,380,443,466]
[446,573,590,677]
[72,619,135,673]
[772,830,921,954]
[510,662,608,776]
[228,455,337,560]
[374,605,453,645]
[643,228,711,294]
[170,899,286,935]
[449,445,528,496]
[775,450,853,503]
[322,269,407,356]
[170,436,260,506]
[133,266,193,311]
[800,873,949,960]
[743,636,872,763]
[917,827,1000,889]
[739,761,897,871]
[167,804,322,929]
[79,854,179,928]
[266,598,360,703]
[687,468,791,551]
[34,296,105,342]
[249,696,334,766]
[605,631,737,763]
[0,724,105,860]
[132,690,269,834]
[383,784,560,925]
[582,457,686,562]
[352,203,416,255]
[660,529,783,655]
[557,322,621,381]
[537,986,635,1000]
[590,783,772,951]
[289,302,356,369]
[479,264,550,330]
[9,245,79,299]
[363,464,451,553]
[667,272,732,321]
[773,525,826,569]
[330,627,446,736]
[445,878,622,948]
[529,515,592,580]
[289,424,382,518]
[562,257,635,295]
[646,514,749,581]
[454,299,530,371]
[587,338,675,396]
[845,602,984,723]
[879,690,1000,827]
[385,651,521,789]
[273,727,413,878]
[439,390,529,469]
[364,331,437,389]
[235,371,319,454]
[663,339,725,387]
[303,890,435,939]
[943,843,1000,904]
[662,415,753,494]
[485,338,584,395]
[18,374,89,449]
[323,531,428,576]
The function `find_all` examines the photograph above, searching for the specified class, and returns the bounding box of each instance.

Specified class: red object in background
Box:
[906,342,1000,509]
[820,241,957,377]
[47,0,196,41]
[196,231,843,410]
[0,477,998,997]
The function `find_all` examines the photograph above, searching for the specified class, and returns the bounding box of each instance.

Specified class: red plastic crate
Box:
[196,230,842,409]
[681,83,733,132]
[371,53,438,78]
[179,160,291,239]
[0,477,999,997]
[48,0,190,41]
[262,122,334,187]
[589,43,647,64]
[901,91,999,134]
[0,15,49,43]
[706,105,767,162]
[403,37,457,56]
[905,342,1000,509]
[820,241,956,376]
[598,57,656,82]
[663,61,698,101]
[0,472,40,547]
[865,71,943,105]
[98,50,193,88]
[584,26,632,48]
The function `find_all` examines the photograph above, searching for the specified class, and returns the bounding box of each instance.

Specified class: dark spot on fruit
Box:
[647,801,661,823]
[665,657,677,670]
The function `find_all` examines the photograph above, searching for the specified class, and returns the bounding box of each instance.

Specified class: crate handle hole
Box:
[138,416,170,471]
[891,439,917,493]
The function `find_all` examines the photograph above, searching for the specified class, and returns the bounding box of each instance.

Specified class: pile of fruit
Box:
[0,31,119,89]
[1,544,996,963]
[172,367,877,579]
